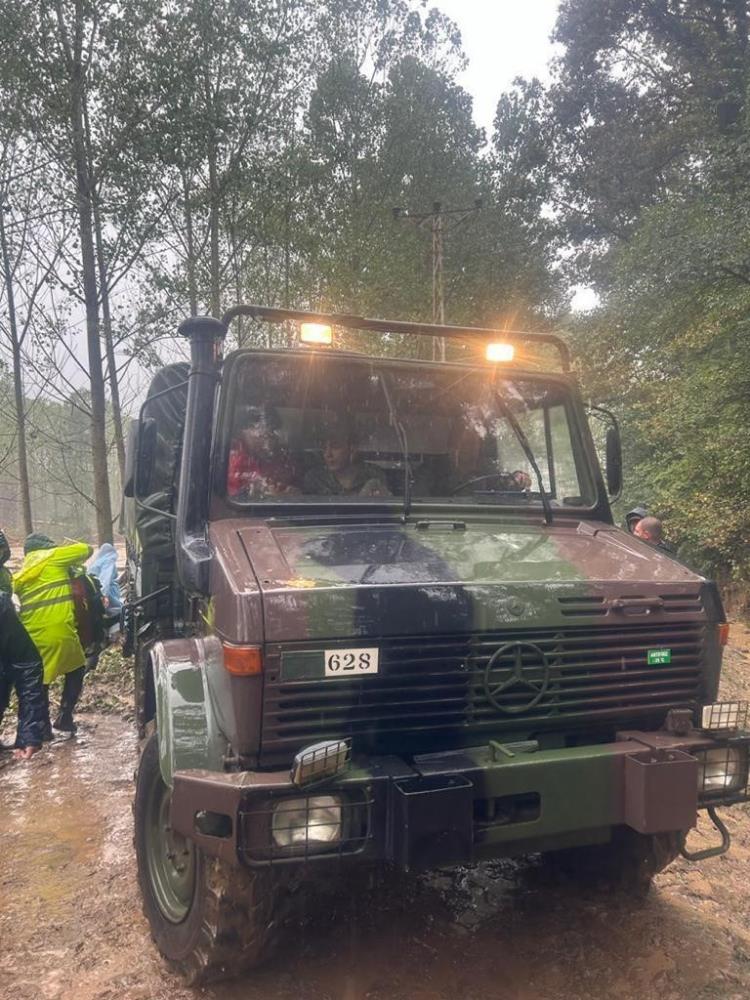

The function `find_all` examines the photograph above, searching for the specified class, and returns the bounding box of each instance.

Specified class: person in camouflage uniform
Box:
[304,423,390,497]
[0,529,12,595]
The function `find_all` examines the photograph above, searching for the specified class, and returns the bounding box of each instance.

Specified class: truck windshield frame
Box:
[214,350,599,514]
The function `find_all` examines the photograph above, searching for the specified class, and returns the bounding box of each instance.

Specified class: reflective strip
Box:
[21,593,74,614]
[20,579,67,602]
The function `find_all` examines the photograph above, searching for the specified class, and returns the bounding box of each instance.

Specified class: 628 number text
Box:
[324,647,379,677]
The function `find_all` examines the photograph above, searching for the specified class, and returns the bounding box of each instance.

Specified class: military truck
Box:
[123,306,748,983]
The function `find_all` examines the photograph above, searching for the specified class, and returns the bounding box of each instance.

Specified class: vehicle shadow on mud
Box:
[205,857,730,1000]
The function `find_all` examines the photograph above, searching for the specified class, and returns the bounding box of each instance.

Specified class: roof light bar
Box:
[220,304,571,371]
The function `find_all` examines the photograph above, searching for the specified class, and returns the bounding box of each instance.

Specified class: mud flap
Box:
[390,774,474,870]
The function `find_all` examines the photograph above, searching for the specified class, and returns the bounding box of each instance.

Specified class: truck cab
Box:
[125,307,747,983]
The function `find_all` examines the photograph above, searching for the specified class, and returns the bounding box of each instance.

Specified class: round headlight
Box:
[271,795,342,848]
[698,747,745,794]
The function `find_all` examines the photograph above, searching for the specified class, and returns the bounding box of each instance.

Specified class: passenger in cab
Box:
[304,422,390,497]
[227,405,299,499]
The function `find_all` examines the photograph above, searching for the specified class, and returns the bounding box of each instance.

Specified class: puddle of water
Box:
[0,718,137,915]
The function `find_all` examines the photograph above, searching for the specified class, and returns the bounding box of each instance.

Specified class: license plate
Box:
[324,648,379,677]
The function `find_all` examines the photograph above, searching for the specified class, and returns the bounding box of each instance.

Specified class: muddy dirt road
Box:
[3,629,750,1000]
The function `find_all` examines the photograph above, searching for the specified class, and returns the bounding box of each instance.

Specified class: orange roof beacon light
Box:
[486,341,515,363]
[300,322,333,346]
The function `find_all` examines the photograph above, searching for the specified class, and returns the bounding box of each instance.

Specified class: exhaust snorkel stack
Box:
[175,315,226,594]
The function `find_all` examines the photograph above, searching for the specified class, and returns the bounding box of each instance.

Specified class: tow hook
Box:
[680,806,731,861]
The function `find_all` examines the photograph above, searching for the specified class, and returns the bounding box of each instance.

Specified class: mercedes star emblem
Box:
[483,641,551,714]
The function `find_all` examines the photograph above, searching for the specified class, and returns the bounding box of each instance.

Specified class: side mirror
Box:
[122,420,138,498]
[135,416,157,499]
[605,425,623,499]
[587,404,623,501]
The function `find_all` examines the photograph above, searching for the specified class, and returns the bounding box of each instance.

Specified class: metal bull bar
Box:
[169,726,750,870]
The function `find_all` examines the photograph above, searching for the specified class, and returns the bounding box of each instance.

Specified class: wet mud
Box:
[2,628,750,1000]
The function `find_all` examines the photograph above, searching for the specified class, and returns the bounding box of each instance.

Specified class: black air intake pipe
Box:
[175,315,225,594]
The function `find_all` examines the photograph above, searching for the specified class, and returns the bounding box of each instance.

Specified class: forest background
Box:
[0,0,748,588]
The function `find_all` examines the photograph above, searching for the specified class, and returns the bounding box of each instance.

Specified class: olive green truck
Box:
[122,306,748,982]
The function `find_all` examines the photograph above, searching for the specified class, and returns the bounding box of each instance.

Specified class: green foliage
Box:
[552,1,750,580]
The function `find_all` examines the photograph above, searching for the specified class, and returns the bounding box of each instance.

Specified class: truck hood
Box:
[211,518,707,643]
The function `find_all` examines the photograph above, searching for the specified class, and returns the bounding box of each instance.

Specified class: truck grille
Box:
[260,623,705,761]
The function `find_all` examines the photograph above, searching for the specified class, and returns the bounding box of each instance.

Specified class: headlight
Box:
[271,795,342,848]
[696,747,747,796]
[701,701,748,732]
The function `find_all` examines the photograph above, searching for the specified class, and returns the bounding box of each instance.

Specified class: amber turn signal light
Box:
[223,643,263,675]
[718,623,730,647]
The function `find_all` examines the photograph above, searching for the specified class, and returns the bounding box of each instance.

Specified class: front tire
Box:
[547,827,682,896]
[134,733,280,983]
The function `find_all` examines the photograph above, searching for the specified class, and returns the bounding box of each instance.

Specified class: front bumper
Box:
[170,728,750,869]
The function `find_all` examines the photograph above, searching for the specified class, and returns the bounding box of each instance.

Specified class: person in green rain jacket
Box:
[13,533,93,734]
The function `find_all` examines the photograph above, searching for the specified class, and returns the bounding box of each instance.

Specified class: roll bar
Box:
[220,304,571,372]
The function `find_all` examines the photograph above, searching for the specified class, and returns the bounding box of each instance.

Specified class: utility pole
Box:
[393,198,482,359]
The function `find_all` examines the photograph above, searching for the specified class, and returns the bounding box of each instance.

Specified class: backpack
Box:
[69,570,108,653]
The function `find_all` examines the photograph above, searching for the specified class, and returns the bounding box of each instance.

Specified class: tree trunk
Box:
[91,185,126,483]
[0,209,33,535]
[181,168,198,316]
[208,148,221,317]
[83,91,125,487]
[63,7,113,543]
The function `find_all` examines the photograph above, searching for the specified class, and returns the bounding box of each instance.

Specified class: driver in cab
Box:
[445,407,531,496]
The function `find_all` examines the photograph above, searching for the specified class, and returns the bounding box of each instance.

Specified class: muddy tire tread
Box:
[134,732,285,985]
[548,828,683,895]
[176,857,283,985]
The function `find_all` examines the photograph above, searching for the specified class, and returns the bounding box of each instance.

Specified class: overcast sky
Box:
[434,0,596,310]
[435,0,561,134]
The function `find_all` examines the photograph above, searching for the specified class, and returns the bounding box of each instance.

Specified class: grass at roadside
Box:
[78,645,135,719]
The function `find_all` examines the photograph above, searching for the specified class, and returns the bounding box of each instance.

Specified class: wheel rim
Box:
[144,763,196,923]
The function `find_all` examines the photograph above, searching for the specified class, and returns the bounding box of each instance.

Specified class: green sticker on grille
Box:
[647,648,672,665]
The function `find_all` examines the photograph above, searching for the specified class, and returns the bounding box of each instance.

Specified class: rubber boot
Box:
[53,666,85,734]
[41,686,53,742]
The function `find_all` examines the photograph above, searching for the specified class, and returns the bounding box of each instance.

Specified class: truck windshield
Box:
[223,354,595,507]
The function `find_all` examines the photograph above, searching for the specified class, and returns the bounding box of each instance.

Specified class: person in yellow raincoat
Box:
[13,533,93,735]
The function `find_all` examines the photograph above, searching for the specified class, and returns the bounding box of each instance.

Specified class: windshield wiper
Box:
[378,371,412,523]
[493,394,553,525]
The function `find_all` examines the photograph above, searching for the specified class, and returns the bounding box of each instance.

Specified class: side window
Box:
[497,408,550,490]
[548,404,582,501]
